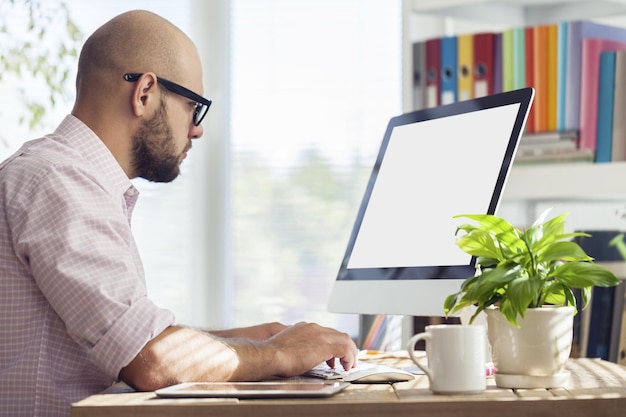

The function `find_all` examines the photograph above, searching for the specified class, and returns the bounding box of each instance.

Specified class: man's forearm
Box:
[119,322,357,392]
[119,326,278,391]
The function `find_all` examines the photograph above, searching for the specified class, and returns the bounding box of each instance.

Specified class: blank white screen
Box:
[347,103,520,269]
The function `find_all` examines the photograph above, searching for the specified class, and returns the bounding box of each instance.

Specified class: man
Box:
[0,10,357,417]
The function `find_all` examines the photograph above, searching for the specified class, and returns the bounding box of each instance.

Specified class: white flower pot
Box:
[485,305,575,389]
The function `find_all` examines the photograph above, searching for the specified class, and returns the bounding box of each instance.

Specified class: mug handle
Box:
[407,332,433,381]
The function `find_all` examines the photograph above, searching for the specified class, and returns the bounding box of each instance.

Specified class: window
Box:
[230,0,402,334]
[1,0,200,326]
[2,0,402,336]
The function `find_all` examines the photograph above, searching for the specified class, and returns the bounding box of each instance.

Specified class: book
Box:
[514,148,594,164]
[596,51,616,163]
[515,130,580,163]
[565,20,626,132]
[494,32,503,94]
[473,32,496,98]
[586,286,620,360]
[557,21,569,131]
[579,38,626,152]
[520,129,578,144]
[533,25,549,133]
[515,130,580,158]
[572,232,626,363]
[525,26,535,133]
[547,24,558,132]
[513,27,526,90]
[457,33,473,101]
[425,37,441,108]
[612,51,626,161]
[440,36,457,105]
[412,41,426,110]
[516,139,579,159]
[501,28,514,92]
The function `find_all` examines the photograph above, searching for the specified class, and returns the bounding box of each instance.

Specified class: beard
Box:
[131,98,190,183]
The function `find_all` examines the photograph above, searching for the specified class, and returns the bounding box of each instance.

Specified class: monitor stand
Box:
[358,314,461,351]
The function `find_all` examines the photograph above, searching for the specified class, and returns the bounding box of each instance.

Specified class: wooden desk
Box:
[72,358,626,417]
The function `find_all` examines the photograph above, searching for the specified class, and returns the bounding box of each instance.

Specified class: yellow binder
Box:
[457,34,473,101]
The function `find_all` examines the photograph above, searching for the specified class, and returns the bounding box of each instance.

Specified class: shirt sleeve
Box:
[9,162,175,379]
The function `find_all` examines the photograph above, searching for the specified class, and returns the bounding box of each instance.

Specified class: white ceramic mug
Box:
[407,324,486,394]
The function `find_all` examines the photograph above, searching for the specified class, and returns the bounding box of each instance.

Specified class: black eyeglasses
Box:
[124,73,212,126]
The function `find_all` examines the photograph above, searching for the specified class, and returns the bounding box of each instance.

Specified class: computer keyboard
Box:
[303,361,416,383]
[303,362,359,380]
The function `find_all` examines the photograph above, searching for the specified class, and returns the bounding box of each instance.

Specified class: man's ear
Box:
[130,73,159,118]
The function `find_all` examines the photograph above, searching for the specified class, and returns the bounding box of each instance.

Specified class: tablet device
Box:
[154,380,350,398]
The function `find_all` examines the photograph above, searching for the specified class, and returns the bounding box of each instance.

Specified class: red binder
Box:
[425,38,441,108]
[473,33,496,98]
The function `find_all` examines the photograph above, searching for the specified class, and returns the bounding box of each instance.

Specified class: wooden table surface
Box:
[71,357,626,417]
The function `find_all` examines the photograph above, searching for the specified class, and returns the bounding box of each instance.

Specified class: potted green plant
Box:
[443,207,620,389]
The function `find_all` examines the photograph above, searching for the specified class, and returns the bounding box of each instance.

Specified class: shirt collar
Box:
[54,115,139,200]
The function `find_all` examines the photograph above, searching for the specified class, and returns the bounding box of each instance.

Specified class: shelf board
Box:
[411,0,626,26]
[502,161,626,201]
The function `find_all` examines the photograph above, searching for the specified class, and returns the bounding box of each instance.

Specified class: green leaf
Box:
[609,233,626,260]
[564,287,577,311]
[466,266,522,302]
[542,282,567,306]
[540,241,593,263]
[539,211,568,237]
[443,293,461,316]
[454,213,519,236]
[524,209,568,250]
[498,299,521,326]
[579,287,591,310]
[475,256,499,267]
[508,275,542,309]
[456,230,502,259]
[552,262,620,288]
[459,274,480,292]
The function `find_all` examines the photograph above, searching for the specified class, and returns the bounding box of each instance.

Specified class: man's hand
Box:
[264,322,358,377]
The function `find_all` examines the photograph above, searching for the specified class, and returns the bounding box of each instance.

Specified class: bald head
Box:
[75,10,199,99]
[71,10,205,179]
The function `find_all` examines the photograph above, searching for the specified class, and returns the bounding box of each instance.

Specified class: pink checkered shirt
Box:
[0,115,175,417]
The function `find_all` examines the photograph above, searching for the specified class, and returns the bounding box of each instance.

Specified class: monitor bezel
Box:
[327,88,534,317]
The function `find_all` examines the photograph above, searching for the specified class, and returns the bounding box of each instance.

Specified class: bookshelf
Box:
[396,1,626,361]
[409,0,626,27]
[401,0,626,207]
[503,161,626,201]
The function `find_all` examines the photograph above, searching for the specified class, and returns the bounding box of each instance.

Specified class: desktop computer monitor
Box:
[327,88,534,318]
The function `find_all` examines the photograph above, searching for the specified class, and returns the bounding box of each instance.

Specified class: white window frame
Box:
[189,0,232,329]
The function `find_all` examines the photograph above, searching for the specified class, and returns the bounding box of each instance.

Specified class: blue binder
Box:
[596,51,616,163]
[440,36,457,105]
